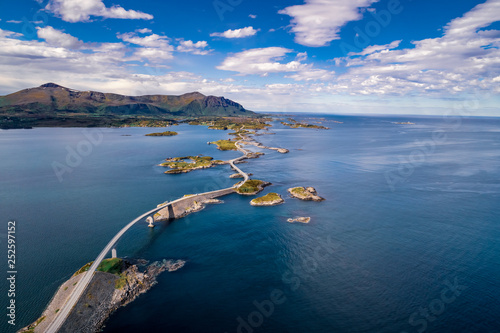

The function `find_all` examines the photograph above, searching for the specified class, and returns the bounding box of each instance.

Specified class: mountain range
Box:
[0,83,253,117]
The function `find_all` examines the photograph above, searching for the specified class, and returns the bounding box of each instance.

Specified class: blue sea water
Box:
[1,115,499,333]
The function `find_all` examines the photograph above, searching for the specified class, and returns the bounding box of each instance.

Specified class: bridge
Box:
[45,141,250,333]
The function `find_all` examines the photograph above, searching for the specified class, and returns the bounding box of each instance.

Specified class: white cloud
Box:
[45,0,153,23]
[296,52,308,61]
[117,32,173,61]
[210,26,259,39]
[217,47,301,75]
[349,40,401,56]
[136,28,152,34]
[176,40,211,55]
[279,0,379,47]
[36,26,84,49]
[217,47,334,81]
[329,0,500,96]
[249,14,257,19]
[6,20,23,24]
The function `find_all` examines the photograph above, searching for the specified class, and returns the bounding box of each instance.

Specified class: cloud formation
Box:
[176,40,211,55]
[117,32,174,62]
[210,27,259,38]
[217,47,334,81]
[279,0,379,47]
[45,0,153,22]
[36,26,84,49]
[331,0,500,96]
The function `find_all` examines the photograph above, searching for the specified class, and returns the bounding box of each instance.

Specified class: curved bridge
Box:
[46,141,250,333]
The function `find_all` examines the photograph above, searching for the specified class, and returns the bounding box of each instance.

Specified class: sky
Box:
[0,0,499,115]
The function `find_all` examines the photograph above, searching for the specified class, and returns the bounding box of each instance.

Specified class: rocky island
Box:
[288,187,325,201]
[250,193,284,206]
[160,155,226,174]
[236,179,271,195]
[19,258,185,333]
[145,131,178,136]
[287,217,311,223]
[281,118,329,130]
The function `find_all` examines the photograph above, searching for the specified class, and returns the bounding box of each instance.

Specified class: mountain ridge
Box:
[0,83,254,117]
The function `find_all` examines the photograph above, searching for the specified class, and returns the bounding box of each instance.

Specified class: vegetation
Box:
[281,118,329,129]
[291,187,309,197]
[251,192,283,204]
[73,258,124,277]
[188,117,270,131]
[115,274,128,289]
[160,155,224,174]
[237,179,266,194]
[24,316,46,332]
[145,130,178,136]
[211,139,238,151]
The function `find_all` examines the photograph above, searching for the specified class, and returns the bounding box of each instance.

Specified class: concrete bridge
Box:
[45,141,250,333]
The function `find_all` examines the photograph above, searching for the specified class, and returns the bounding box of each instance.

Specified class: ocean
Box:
[1,114,499,333]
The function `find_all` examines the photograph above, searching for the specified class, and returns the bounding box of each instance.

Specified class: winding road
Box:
[45,140,250,333]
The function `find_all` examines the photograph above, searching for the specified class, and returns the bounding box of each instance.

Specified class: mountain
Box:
[0,83,254,117]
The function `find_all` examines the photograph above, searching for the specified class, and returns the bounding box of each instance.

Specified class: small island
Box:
[236,179,271,195]
[145,131,178,136]
[209,139,238,151]
[288,187,325,201]
[160,155,225,174]
[250,193,284,206]
[287,217,311,224]
[281,118,329,130]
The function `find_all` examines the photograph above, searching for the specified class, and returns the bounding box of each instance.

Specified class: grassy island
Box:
[160,155,225,174]
[281,118,329,130]
[237,179,269,195]
[210,139,238,151]
[145,131,178,136]
[288,186,325,201]
[250,192,284,206]
[189,117,271,131]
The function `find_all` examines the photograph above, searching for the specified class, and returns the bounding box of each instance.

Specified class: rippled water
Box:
[1,115,499,333]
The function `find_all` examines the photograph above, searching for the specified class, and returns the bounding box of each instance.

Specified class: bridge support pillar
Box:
[111,248,117,258]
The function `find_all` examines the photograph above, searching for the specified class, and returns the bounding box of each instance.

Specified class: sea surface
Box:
[1,115,499,333]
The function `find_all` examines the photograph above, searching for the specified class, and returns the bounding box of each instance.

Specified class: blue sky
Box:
[0,0,499,115]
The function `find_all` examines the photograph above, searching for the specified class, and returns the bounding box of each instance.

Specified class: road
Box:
[45,140,250,332]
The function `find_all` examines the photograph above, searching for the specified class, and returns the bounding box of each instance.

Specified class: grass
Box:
[281,121,328,129]
[145,131,178,136]
[251,192,282,204]
[291,187,309,197]
[115,274,128,289]
[210,139,237,151]
[161,155,217,173]
[73,258,123,277]
[237,179,265,194]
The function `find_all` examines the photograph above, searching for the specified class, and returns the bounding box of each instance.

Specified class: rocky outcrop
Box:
[288,187,325,201]
[230,172,253,178]
[287,217,311,224]
[20,259,185,333]
[250,193,284,206]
